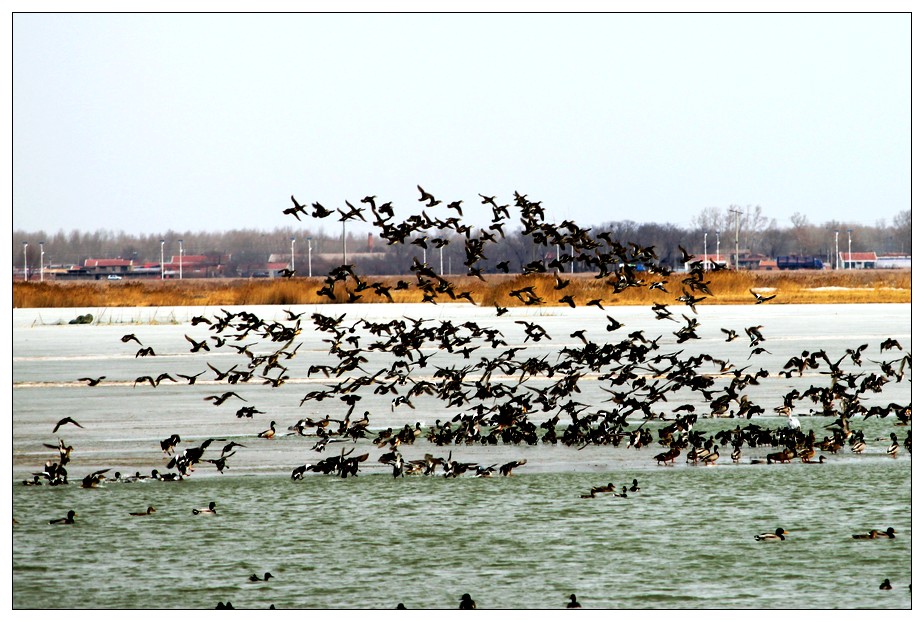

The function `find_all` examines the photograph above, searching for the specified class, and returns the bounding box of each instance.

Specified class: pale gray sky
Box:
[11,10,912,236]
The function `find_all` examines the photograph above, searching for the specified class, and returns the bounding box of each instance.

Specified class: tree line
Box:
[13,205,911,277]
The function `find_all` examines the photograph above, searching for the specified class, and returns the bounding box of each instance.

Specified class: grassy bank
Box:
[12,269,910,308]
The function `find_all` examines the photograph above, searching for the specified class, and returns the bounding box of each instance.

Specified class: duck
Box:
[880,579,893,590]
[886,433,899,457]
[458,593,476,609]
[249,572,274,582]
[803,455,827,464]
[258,421,276,439]
[701,449,719,465]
[861,527,897,539]
[614,486,628,498]
[49,510,77,525]
[193,501,217,515]
[754,527,787,541]
[566,593,582,608]
[628,479,641,493]
[129,506,156,517]
[151,469,183,482]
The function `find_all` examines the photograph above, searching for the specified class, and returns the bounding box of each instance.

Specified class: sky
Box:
[10,8,913,238]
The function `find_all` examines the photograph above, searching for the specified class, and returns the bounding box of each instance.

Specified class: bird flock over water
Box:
[20,186,912,605]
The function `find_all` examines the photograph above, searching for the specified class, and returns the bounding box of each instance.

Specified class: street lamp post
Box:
[22,242,28,281]
[834,231,840,270]
[290,237,296,272]
[160,239,165,280]
[703,232,708,270]
[40,241,45,282]
[847,229,853,270]
[729,208,742,270]
[178,239,184,280]
[306,237,312,277]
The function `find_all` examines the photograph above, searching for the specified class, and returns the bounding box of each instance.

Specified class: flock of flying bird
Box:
[25,187,911,601]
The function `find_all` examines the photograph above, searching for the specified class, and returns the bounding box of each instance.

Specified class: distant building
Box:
[875,253,911,269]
[838,251,877,270]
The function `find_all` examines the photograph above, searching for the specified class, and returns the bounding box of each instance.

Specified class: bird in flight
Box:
[749,289,777,304]
[284,195,309,221]
[53,417,84,434]
[417,185,441,207]
[77,376,105,386]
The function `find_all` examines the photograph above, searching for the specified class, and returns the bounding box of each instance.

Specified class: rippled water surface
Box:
[12,303,912,609]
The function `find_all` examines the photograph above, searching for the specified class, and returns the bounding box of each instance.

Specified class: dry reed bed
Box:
[12,270,910,309]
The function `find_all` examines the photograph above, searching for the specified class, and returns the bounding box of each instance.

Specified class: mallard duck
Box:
[754,527,787,541]
[852,530,878,540]
[193,501,217,515]
[129,506,156,517]
[886,433,899,457]
[49,510,77,525]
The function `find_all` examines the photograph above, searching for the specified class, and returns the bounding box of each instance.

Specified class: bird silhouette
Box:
[749,289,777,304]
[52,417,84,434]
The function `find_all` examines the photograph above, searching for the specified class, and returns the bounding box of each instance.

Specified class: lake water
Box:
[11,303,912,609]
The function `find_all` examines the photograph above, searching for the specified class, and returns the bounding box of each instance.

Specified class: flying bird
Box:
[749,289,777,304]
[53,417,84,434]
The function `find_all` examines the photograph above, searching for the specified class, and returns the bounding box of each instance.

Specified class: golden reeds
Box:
[12,270,910,309]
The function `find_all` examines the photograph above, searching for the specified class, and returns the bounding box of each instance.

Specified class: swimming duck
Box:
[860,527,897,539]
[886,433,899,457]
[880,579,892,590]
[258,421,276,439]
[249,572,273,582]
[129,506,156,516]
[49,510,77,525]
[459,593,476,609]
[151,469,183,482]
[614,486,628,498]
[628,479,641,493]
[754,527,787,541]
[566,593,582,608]
[193,501,217,515]
[804,455,826,464]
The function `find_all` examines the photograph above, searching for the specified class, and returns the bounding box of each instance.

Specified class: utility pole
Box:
[178,239,184,280]
[703,232,708,271]
[834,231,839,270]
[847,229,853,270]
[39,241,45,282]
[22,242,28,281]
[341,222,346,265]
[715,230,720,269]
[160,239,165,280]
[729,208,742,270]
[306,237,312,277]
[290,237,296,272]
